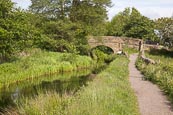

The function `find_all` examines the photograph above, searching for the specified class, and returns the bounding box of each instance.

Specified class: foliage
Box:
[30,0,111,35]
[107,8,130,36]
[30,0,71,19]
[0,0,112,62]
[41,20,78,52]
[136,49,173,103]
[0,2,46,63]
[70,0,111,35]
[123,46,139,55]
[0,0,13,18]
[107,7,158,41]
[155,17,173,47]
[16,56,139,115]
[90,48,117,74]
[0,49,93,89]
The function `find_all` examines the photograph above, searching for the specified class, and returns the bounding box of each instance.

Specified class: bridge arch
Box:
[88,36,123,53]
[91,45,114,54]
[88,36,143,53]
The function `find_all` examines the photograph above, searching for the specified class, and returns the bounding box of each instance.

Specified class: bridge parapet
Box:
[88,36,143,53]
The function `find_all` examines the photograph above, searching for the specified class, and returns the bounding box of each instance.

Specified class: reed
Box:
[16,56,139,115]
[0,49,93,89]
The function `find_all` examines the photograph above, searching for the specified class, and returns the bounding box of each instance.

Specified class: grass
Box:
[123,46,139,55]
[0,49,93,89]
[0,69,91,95]
[16,56,139,115]
[136,49,173,103]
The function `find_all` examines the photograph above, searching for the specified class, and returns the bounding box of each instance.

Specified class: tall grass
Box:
[0,49,93,89]
[123,46,139,55]
[16,56,139,115]
[136,49,173,103]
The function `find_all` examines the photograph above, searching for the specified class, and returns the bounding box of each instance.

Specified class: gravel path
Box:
[129,54,173,115]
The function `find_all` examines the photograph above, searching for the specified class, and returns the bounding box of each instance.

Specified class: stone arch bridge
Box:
[88,36,143,53]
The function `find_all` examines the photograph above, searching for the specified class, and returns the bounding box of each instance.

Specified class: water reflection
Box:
[0,70,95,109]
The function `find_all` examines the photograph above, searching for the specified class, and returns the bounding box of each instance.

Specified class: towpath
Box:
[129,54,173,115]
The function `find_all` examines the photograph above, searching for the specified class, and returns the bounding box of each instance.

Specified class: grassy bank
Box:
[16,56,139,115]
[136,49,173,103]
[0,49,93,89]
[123,46,139,55]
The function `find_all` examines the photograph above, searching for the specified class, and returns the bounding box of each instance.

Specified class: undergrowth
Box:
[16,56,139,115]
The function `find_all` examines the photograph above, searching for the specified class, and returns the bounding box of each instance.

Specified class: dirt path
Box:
[129,54,173,115]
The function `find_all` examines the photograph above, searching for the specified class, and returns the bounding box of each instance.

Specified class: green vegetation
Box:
[15,56,139,115]
[123,46,139,55]
[107,7,158,41]
[91,48,117,74]
[136,49,173,103]
[0,49,93,89]
[0,69,91,94]
[155,18,173,47]
[0,0,112,63]
[1,0,173,114]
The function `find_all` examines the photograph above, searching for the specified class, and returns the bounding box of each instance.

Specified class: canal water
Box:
[0,70,95,110]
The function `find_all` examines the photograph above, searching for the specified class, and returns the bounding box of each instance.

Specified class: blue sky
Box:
[12,0,173,20]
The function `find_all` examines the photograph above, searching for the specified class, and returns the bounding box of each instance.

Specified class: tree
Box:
[30,0,71,19]
[107,7,158,41]
[30,0,111,35]
[124,8,157,40]
[106,8,130,36]
[29,0,111,55]
[0,0,13,18]
[42,20,78,52]
[0,1,46,62]
[70,0,111,35]
[155,17,173,47]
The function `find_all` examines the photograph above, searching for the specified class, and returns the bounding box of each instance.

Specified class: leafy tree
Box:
[107,7,158,41]
[0,0,13,18]
[70,0,111,35]
[155,17,173,47]
[42,20,78,52]
[0,1,46,62]
[30,0,111,35]
[107,8,130,36]
[124,8,157,40]
[30,0,71,19]
[29,0,111,54]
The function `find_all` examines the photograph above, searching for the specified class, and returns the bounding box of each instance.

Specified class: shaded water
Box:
[0,70,95,109]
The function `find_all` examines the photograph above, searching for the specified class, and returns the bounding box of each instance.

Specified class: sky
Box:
[11,0,173,20]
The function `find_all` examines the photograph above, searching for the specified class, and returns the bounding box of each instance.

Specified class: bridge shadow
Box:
[147,48,173,58]
[90,45,114,55]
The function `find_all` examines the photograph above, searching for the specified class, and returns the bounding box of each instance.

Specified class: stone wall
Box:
[121,37,143,51]
[88,36,124,53]
[88,36,143,53]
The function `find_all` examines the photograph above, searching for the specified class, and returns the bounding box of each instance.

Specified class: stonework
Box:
[88,36,143,53]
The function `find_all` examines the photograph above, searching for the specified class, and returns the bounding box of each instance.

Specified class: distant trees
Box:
[0,0,112,62]
[0,0,45,62]
[2,0,173,63]
[29,0,112,54]
[107,7,158,41]
[30,0,71,19]
[0,0,13,18]
[107,8,130,36]
[155,17,173,47]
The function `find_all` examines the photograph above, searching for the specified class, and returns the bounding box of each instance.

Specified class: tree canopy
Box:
[0,0,112,63]
[107,7,158,41]
[1,0,173,63]
[155,17,173,47]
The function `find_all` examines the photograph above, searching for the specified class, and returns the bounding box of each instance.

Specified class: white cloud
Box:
[12,0,31,9]
[108,0,173,20]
